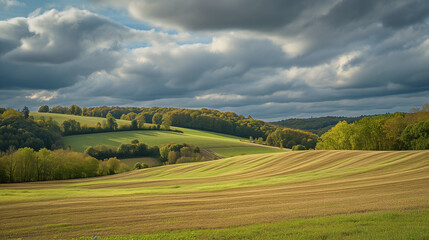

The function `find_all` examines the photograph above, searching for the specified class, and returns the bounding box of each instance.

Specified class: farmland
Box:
[1,150,428,239]
[31,112,284,157]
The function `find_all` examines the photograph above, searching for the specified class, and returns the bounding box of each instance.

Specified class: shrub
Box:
[134,162,142,169]
[292,145,306,151]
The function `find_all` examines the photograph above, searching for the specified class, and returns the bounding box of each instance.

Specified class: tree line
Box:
[316,104,429,150]
[84,140,160,160]
[0,108,63,152]
[159,143,204,164]
[59,112,181,136]
[266,128,319,149]
[271,116,368,135]
[84,140,204,165]
[0,147,129,183]
[39,105,318,149]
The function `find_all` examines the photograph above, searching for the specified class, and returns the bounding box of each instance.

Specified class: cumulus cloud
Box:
[1,2,429,119]
[0,0,24,8]
[91,0,332,31]
[26,90,58,101]
[0,8,186,90]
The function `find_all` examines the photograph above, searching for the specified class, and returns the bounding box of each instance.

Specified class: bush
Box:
[292,145,306,151]
[134,162,142,169]
[38,105,50,113]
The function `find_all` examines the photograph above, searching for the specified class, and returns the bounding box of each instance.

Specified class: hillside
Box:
[1,150,428,239]
[35,106,320,150]
[271,116,366,135]
[31,112,132,126]
[31,112,284,157]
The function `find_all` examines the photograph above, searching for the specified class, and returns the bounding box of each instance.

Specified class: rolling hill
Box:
[1,150,428,239]
[271,116,366,135]
[31,112,284,157]
[31,112,132,126]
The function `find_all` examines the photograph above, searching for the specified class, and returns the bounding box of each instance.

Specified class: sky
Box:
[1,0,429,121]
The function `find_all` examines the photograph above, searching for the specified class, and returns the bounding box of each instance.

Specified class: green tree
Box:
[107,157,121,175]
[61,119,81,135]
[68,105,82,116]
[134,162,142,169]
[292,145,306,151]
[131,119,138,129]
[21,106,30,119]
[316,121,353,150]
[167,151,179,164]
[105,112,118,131]
[152,113,163,126]
[36,148,54,181]
[38,105,50,113]
[401,120,429,150]
[161,115,172,130]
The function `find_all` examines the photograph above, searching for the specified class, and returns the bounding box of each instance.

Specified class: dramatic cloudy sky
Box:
[1,0,429,121]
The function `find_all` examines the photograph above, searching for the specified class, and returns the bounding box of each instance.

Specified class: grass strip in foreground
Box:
[73,209,429,240]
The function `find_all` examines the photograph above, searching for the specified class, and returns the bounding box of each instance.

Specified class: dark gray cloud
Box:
[91,0,429,33]
[0,8,176,90]
[1,2,429,120]
[91,0,334,31]
[381,0,429,28]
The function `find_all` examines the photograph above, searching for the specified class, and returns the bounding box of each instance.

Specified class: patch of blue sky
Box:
[124,42,152,50]
[1,0,85,20]
[178,36,213,46]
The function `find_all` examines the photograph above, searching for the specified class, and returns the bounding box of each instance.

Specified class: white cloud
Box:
[26,90,58,101]
[0,0,24,8]
[195,94,245,101]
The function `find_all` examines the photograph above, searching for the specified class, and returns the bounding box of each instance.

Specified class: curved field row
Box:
[1,150,429,239]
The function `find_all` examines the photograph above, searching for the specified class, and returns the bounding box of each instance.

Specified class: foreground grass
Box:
[74,210,429,240]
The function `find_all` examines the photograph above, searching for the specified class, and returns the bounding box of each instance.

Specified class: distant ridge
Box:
[271,115,375,135]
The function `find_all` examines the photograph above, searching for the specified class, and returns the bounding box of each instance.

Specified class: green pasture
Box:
[31,112,284,157]
[63,129,283,157]
[31,112,131,126]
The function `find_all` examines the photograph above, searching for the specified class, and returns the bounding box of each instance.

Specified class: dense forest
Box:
[40,105,318,149]
[316,104,429,150]
[271,116,368,135]
[0,108,63,151]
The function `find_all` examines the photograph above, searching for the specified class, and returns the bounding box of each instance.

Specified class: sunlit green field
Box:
[30,112,283,157]
[63,129,283,157]
[31,112,132,126]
